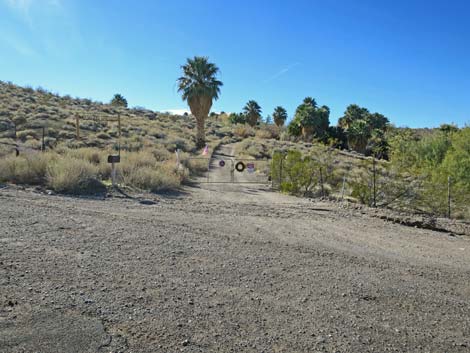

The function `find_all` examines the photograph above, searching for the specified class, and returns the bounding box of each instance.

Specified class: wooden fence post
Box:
[447,176,451,218]
[75,115,80,140]
[341,173,347,201]
[319,167,325,197]
[41,127,46,152]
[372,156,377,207]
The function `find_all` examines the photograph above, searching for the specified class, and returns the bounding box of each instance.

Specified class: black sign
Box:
[107,155,120,164]
[235,161,245,172]
[219,160,225,167]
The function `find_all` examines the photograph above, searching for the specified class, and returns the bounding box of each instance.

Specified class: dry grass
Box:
[233,124,255,138]
[0,152,54,185]
[47,157,104,194]
[118,150,187,191]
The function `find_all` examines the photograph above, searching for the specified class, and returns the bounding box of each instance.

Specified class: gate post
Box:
[230,159,235,183]
[207,158,210,183]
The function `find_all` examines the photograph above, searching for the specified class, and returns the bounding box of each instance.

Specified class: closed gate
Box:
[187,156,271,184]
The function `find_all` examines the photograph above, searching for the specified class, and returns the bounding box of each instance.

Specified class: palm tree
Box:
[243,100,262,127]
[110,94,128,108]
[302,97,317,108]
[272,106,288,127]
[177,56,223,148]
[347,119,370,153]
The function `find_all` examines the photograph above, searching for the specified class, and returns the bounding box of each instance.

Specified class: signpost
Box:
[107,155,120,187]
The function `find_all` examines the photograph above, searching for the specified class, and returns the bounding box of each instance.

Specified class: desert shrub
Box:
[118,151,184,191]
[0,153,55,185]
[119,138,144,152]
[149,130,166,139]
[256,125,279,140]
[151,147,172,161]
[17,129,39,140]
[0,119,14,132]
[47,128,59,138]
[122,165,180,192]
[182,157,209,176]
[47,157,105,194]
[96,132,111,140]
[163,136,192,152]
[80,121,102,132]
[233,124,254,138]
[0,143,13,158]
[43,137,57,148]
[271,149,339,197]
[23,138,43,150]
[279,151,319,195]
[58,131,76,139]
[66,147,104,164]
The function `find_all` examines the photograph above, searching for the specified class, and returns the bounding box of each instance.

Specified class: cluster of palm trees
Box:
[177,56,289,148]
[228,101,287,128]
[177,56,389,156]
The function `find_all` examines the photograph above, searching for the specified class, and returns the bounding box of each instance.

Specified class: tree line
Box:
[173,56,392,156]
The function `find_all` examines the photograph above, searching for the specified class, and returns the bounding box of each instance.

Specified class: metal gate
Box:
[187,156,271,184]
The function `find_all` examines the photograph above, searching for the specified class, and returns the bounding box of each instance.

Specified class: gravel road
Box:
[1,148,469,352]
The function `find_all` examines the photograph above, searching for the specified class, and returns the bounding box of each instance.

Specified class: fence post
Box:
[341,173,347,201]
[319,167,325,197]
[279,154,283,189]
[372,156,377,207]
[75,115,80,140]
[207,158,210,183]
[175,149,180,168]
[231,159,235,183]
[447,176,451,218]
[118,113,121,156]
[41,127,45,152]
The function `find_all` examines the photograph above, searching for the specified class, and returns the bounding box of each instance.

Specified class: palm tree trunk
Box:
[302,126,314,141]
[189,96,212,149]
[195,116,205,149]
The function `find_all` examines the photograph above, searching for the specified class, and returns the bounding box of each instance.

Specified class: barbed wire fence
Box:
[271,150,469,220]
[0,112,123,157]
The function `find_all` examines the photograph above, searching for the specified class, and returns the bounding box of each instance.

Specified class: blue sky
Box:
[1,0,469,127]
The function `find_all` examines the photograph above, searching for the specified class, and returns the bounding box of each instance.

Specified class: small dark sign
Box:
[219,160,225,167]
[107,155,120,164]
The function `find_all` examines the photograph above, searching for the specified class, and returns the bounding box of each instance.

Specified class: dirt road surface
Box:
[1,146,469,352]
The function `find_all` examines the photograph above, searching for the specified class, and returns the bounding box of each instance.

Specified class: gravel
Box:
[0,183,469,352]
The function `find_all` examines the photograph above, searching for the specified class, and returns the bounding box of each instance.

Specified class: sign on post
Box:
[247,162,255,174]
[107,155,120,187]
[107,155,120,164]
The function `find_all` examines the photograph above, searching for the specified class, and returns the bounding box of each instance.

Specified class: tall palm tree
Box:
[243,100,262,127]
[272,106,288,127]
[177,56,223,148]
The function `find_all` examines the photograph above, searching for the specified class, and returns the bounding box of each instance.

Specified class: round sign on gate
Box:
[235,161,245,172]
[219,160,225,167]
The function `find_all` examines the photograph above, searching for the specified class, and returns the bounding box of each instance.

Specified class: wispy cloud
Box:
[265,62,301,83]
[4,0,62,25]
[0,31,37,57]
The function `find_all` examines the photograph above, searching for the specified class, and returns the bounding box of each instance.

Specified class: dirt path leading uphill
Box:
[1,155,470,352]
[196,143,272,187]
